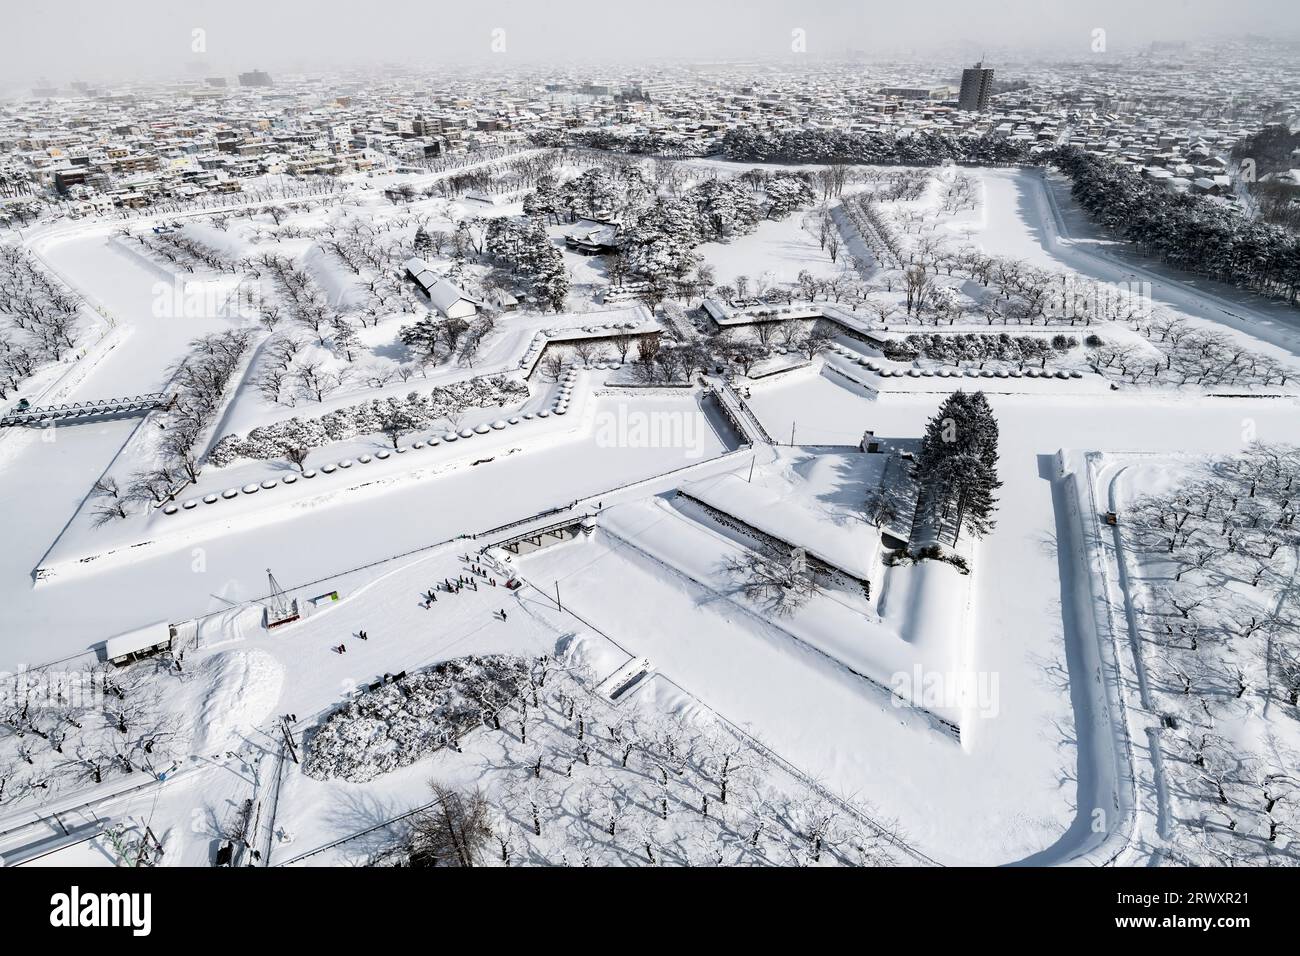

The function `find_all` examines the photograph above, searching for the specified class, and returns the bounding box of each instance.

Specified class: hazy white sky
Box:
[2,0,1297,84]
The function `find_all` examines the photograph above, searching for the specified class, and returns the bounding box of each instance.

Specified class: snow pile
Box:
[875,558,966,669]
[303,655,530,783]
[558,631,626,679]
[190,648,285,755]
[192,605,264,649]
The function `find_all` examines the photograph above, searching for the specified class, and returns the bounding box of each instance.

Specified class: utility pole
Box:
[747,455,755,483]
[281,715,299,764]
[249,800,263,866]
[790,421,796,446]
[555,581,562,611]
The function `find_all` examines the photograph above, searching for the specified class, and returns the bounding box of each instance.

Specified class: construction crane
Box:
[264,568,300,629]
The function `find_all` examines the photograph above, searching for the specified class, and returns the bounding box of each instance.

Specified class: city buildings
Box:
[238,69,273,87]
[1,41,1296,226]
[958,61,995,112]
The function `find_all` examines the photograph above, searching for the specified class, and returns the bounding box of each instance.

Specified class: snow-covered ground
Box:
[697,214,846,289]
[733,372,1300,863]
[4,159,1300,868]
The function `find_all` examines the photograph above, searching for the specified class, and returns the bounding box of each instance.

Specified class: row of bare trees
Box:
[91,328,255,524]
[0,245,82,397]
[1125,443,1300,863]
[837,187,1164,331]
[1090,315,1293,389]
[395,655,901,866]
[128,228,239,274]
[535,318,832,387]
[0,660,182,808]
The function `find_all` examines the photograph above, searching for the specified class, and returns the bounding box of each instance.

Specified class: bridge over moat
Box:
[0,392,172,428]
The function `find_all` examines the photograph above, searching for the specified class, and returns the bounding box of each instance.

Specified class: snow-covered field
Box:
[3,159,1298,868]
[696,214,846,289]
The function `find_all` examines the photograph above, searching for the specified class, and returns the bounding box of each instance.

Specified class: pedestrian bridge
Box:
[1,392,171,427]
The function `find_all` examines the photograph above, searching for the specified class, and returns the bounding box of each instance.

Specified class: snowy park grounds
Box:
[4,151,1300,868]
[2,387,738,661]
[3,540,910,867]
[720,366,1300,863]
[1069,450,1300,865]
[695,214,847,288]
[265,554,910,867]
[32,369,675,579]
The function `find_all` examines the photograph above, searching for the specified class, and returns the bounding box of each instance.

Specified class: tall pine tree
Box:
[413,226,432,260]
[911,391,1002,545]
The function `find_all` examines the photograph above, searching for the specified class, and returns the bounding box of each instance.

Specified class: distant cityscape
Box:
[3,38,1298,225]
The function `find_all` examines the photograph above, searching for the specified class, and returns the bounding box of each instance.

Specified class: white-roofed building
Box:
[103,620,174,665]
[403,256,439,294]
[564,218,621,255]
[404,258,483,318]
[427,278,483,319]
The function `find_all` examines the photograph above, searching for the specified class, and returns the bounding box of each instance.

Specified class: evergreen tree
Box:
[412,226,433,260]
[911,390,1002,545]
[523,175,561,224]
[931,453,998,544]
[764,175,816,219]
[399,317,443,358]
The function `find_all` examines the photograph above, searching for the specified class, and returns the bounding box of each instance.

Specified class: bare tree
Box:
[90,477,130,526]
[609,332,636,363]
[407,782,492,867]
[126,468,178,506]
[722,544,823,616]
[539,351,567,383]
[571,339,604,368]
[283,445,310,473]
[223,798,255,847]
